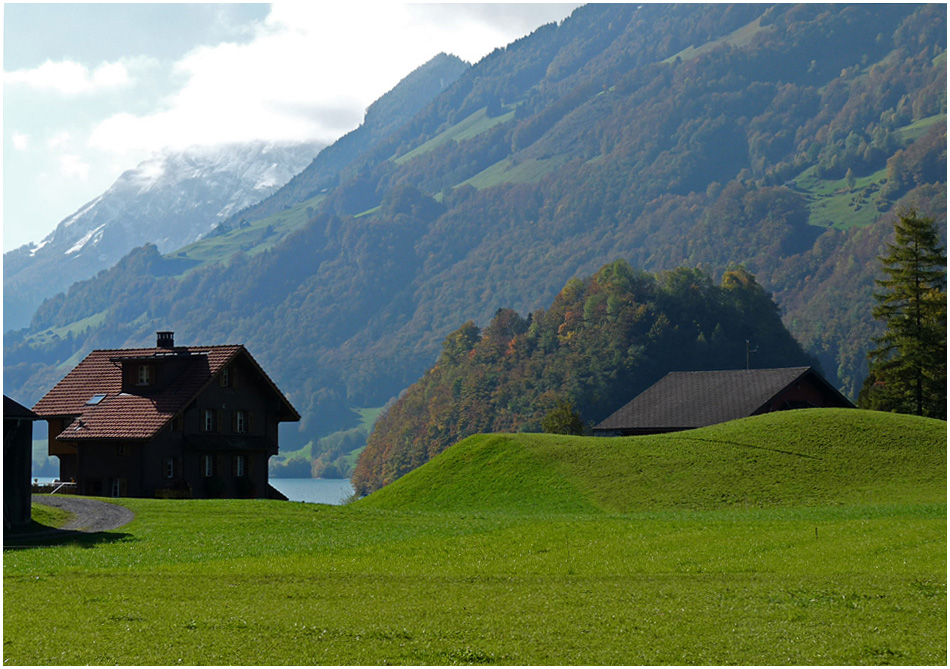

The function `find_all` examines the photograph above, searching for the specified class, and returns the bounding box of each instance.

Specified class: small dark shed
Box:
[4,395,40,531]
[593,366,854,436]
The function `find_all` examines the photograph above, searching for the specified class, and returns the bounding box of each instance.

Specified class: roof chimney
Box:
[157,331,175,349]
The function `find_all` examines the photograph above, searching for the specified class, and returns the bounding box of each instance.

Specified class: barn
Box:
[593,367,854,436]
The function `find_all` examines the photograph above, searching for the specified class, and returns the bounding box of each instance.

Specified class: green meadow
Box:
[4,409,946,665]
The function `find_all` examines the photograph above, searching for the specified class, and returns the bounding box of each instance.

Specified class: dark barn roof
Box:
[594,367,853,434]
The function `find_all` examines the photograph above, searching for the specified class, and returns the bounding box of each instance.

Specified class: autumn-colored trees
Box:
[352,260,815,494]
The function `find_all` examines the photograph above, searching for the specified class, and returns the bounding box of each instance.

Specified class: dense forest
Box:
[352,260,816,493]
[4,4,946,476]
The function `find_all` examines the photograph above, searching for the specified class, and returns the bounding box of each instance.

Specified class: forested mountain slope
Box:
[5,4,946,462]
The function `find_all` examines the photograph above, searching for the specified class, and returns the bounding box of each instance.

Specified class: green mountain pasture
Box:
[360,409,947,513]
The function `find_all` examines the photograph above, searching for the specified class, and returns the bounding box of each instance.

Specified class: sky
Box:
[2,2,581,253]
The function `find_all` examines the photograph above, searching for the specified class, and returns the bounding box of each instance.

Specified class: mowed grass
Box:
[24,503,73,530]
[361,409,945,513]
[4,409,946,665]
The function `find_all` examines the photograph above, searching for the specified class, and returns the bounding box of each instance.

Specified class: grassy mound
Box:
[358,409,947,513]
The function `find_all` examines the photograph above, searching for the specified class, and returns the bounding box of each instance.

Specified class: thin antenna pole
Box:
[745,340,757,369]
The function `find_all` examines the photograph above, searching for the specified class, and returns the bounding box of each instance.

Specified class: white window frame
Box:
[203,409,216,432]
[235,410,247,434]
[204,455,214,478]
[235,455,246,478]
[137,365,151,386]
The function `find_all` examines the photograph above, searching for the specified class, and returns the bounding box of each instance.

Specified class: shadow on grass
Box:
[3,523,134,550]
[676,435,825,460]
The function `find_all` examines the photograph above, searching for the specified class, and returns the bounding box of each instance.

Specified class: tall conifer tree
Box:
[860,210,947,418]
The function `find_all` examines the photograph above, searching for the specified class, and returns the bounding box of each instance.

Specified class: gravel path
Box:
[31,495,135,533]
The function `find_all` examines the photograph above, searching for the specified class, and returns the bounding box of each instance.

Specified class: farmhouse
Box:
[32,332,299,499]
[593,366,854,436]
[4,395,40,530]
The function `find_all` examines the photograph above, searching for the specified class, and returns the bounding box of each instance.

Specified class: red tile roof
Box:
[32,345,298,441]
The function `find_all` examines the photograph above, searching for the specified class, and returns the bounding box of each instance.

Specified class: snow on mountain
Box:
[3,141,322,331]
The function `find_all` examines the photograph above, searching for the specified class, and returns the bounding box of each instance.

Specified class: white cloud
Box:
[4,58,133,95]
[4,3,580,252]
[59,154,91,180]
[86,3,579,154]
[47,131,72,149]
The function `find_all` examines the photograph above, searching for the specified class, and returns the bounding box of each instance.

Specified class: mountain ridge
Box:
[208,53,470,231]
[3,141,322,330]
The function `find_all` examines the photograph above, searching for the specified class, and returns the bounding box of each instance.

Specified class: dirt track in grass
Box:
[30,495,134,533]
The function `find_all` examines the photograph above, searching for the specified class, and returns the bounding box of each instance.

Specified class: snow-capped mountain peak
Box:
[4,140,322,331]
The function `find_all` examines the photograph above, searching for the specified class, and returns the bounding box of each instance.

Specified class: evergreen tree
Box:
[859,210,947,418]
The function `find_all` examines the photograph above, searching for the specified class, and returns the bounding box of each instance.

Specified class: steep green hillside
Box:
[167,193,326,270]
[359,409,947,513]
[212,53,469,228]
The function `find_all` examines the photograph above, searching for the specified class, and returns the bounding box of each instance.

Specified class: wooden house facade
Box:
[32,332,299,499]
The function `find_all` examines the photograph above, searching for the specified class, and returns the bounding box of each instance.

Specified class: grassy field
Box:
[165,192,326,272]
[792,165,888,229]
[790,113,946,230]
[4,409,945,665]
[394,106,516,166]
[363,409,945,513]
[20,503,73,530]
[663,16,770,64]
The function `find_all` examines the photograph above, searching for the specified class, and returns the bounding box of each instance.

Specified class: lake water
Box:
[33,477,355,506]
[270,478,354,505]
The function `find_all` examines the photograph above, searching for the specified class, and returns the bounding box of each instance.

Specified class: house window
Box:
[137,365,151,385]
[203,409,217,432]
[220,366,232,387]
[203,455,215,477]
[234,455,246,477]
[164,458,175,479]
[235,410,248,434]
[87,393,106,405]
